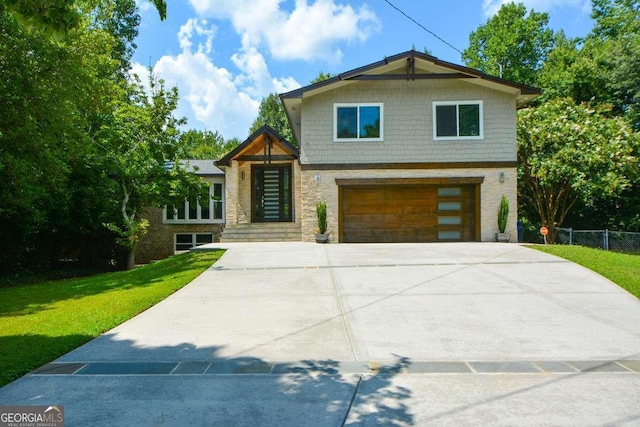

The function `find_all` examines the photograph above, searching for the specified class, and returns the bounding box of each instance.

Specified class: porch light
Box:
[498,171,505,183]
[241,171,246,180]
[315,174,321,183]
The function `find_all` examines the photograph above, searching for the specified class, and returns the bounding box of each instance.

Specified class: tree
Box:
[535,0,640,129]
[310,71,334,84]
[536,31,581,102]
[98,73,206,269]
[569,0,640,129]
[179,129,239,160]
[250,71,340,145]
[462,2,555,86]
[591,0,640,40]
[0,9,122,272]
[249,93,295,145]
[0,0,188,276]
[517,98,640,240]
[1,0,167,39]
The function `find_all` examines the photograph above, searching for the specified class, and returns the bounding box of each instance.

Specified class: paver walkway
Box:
[1,243,639,426]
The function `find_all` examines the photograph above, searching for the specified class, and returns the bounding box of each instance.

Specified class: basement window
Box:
[175,233,213,253]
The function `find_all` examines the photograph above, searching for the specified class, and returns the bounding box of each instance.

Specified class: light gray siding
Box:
[300,79,516,164]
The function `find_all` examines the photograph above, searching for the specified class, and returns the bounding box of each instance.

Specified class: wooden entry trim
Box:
[237,155,297,162]
[335,177,485,186]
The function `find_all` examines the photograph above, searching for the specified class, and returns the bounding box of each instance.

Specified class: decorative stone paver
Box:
[31,360,640,376]
[469,361,541,373]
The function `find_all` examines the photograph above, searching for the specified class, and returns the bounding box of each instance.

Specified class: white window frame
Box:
[333,103,384,142]
[163,178,225,224]
[432,100,484,141]
[174,233,213,254]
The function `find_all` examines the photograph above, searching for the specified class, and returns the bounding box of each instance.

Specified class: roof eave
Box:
[216,125,298,167]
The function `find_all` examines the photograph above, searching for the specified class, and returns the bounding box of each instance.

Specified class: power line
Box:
[382,0,463,55]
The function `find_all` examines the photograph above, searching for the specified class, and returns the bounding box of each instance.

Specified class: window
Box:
[433,101,483,140]
[164,180,224,224]
[175,233,213,253]
[334,103,383,141]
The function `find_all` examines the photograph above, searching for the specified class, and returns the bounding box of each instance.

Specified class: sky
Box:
[131,0,595,141]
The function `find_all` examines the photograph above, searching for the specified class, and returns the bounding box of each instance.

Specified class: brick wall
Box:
[136,207,224,264]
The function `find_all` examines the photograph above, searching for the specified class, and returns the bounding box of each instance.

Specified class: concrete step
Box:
[220,223,302,243]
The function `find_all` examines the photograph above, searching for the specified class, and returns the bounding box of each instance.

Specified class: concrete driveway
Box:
[1,242,639,426]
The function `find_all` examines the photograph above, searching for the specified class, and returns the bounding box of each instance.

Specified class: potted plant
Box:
[496,195,510,242]
[315,200,329,243]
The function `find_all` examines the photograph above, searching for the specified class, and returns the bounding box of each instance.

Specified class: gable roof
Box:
[216,125,298,167]
[280,50,542,143]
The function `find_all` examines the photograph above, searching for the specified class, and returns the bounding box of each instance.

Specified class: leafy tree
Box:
[567,0,640,129]
[462,2,555,86]
[98,73,207,269]
[310,71,335,84]
[410,45,432,55]
[591,0,640,40]
[517,98,640,240]
[1,0,167,39]
[249,93,295,145]
[179,129,239,160]
[0,10,121,272]
[536,31,581,102]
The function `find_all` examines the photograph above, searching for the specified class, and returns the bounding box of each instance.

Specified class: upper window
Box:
[433,101,483,140]
[164,180,224,224]
[334,103,383,142]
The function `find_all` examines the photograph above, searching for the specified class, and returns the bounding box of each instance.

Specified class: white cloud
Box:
[187,0,381,62]
[135,0,154,13]
[177,18,216,53]
[482,0,591,17]
[146,18,301,139]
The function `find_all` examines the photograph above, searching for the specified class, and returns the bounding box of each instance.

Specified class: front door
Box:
[252,164,292,222]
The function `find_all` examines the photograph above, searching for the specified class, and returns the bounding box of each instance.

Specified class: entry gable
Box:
[216,125,298,167]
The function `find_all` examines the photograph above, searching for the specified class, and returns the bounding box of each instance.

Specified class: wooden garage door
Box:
[340,184,477,243]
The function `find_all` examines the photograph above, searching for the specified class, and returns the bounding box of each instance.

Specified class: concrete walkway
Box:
[1,243,639,426]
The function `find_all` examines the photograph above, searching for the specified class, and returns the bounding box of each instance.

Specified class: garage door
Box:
[340,184,477,243]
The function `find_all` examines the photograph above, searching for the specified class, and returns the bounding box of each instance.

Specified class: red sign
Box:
[540,226,549,236]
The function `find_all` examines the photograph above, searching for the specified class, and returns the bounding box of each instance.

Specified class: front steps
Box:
[220,223,302,242]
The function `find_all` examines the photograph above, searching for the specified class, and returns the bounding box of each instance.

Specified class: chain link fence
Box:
[551,227,640,253]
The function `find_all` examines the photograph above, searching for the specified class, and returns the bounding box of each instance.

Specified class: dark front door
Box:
[252,164,292,222]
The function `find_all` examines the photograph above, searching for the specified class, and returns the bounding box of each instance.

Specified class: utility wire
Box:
[382,0,463,55]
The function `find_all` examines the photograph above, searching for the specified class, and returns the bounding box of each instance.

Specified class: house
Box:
[218,50,540,244]
[135,160,226,264]
[137,50,540,262]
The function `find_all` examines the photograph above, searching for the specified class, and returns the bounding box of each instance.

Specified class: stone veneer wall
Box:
[136,208,224,264]
[300,167,517,243]
[225,156,302,225]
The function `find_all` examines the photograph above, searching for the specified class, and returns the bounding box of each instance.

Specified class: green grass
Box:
[0,250,224,387]
[531,245,640,299]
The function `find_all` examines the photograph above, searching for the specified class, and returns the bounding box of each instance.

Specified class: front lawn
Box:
[0,250,224,387]
[531,245,640,299]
